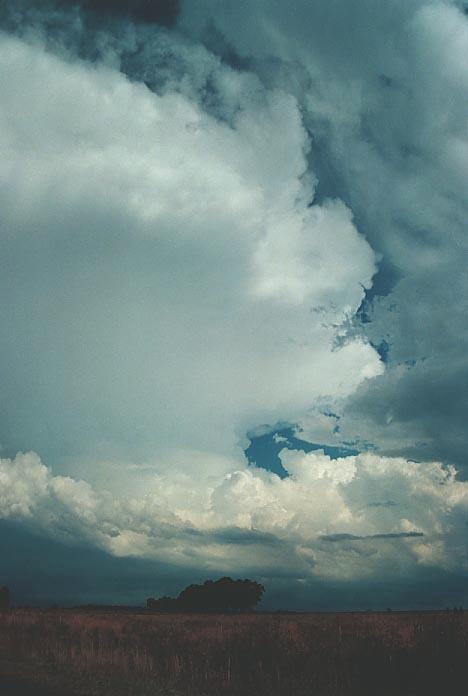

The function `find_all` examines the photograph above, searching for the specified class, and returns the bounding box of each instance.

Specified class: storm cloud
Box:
[0,0,467,606]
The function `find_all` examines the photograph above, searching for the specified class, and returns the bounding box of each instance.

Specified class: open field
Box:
[0,609,467,695]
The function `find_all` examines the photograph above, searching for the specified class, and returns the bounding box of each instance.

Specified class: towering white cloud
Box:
[0,31,379,480]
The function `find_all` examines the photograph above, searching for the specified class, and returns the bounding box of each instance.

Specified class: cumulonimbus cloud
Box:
[1,0,468,594]
[0,30,380,475]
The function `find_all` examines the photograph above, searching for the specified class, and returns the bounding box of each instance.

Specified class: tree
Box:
[148,577,265,613]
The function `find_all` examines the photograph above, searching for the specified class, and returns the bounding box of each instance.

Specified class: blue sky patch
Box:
[245,427,359,479]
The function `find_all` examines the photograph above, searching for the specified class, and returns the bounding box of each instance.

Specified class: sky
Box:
[0,0,468,609]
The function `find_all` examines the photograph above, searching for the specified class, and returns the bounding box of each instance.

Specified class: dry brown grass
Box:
[0,608,467,695]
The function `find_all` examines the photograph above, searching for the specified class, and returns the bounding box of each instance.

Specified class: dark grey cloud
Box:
[0,521,183,606]
[207,527,285,547]
[342,358,468,473]
[320,532,424,543]
[180,0,468,475]
[3,521,467,610]
[55,0,180,26]
[367,500,398,509]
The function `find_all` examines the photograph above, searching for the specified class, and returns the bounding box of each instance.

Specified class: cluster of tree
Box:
[147,577,265,613]
[0,586,10,608]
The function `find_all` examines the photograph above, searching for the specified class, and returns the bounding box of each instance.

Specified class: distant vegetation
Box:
[147,576,265,612]
[0,609,467,695]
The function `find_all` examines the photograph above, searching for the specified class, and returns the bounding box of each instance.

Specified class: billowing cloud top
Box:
[0,0,467,606]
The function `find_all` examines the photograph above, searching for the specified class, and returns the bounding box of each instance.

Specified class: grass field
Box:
[0,608,467,695]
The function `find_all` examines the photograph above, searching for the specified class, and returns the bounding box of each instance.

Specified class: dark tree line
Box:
[147,577,265,613]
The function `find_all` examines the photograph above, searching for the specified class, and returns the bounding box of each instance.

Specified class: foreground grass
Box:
[0,609,467,695]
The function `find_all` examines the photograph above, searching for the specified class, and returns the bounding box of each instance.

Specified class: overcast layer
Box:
[0,0,467,607]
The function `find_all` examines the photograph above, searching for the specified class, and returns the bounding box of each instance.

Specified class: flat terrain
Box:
[0,672,61,696]
[0,657,81,696]
[0,609,467,695]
